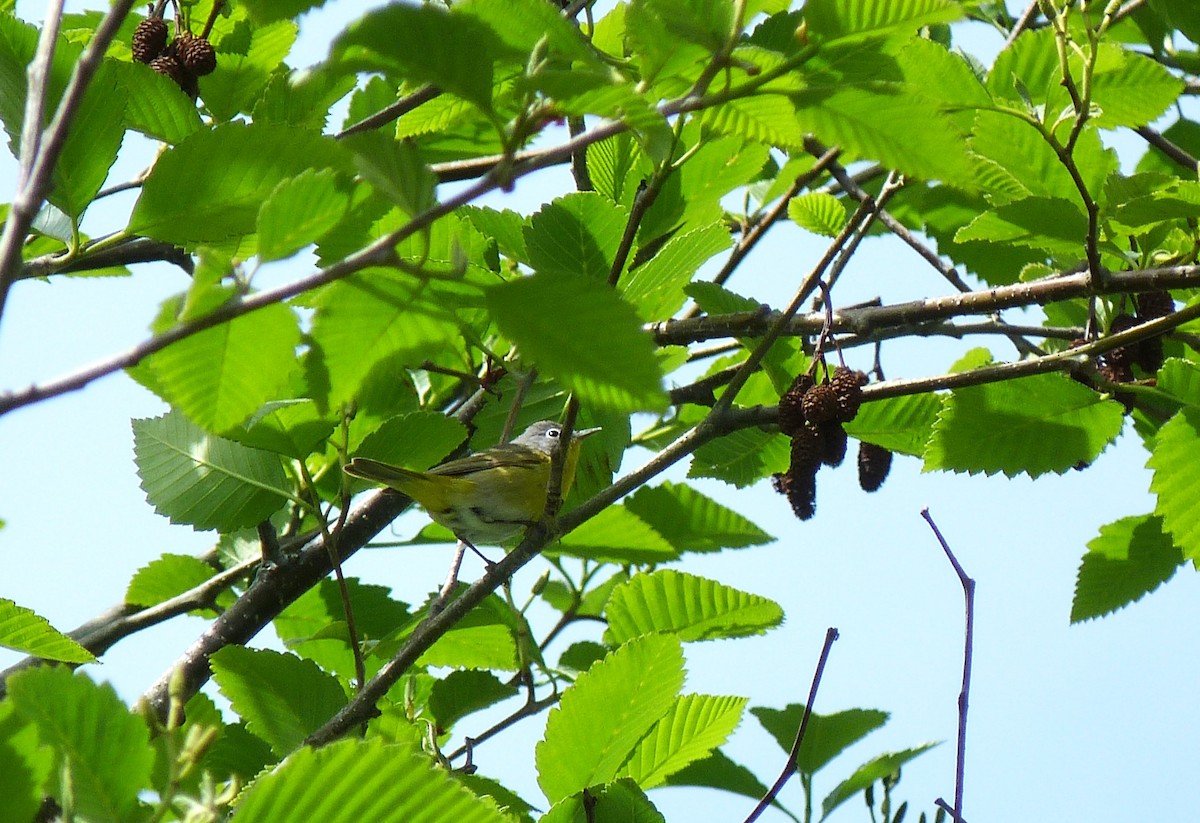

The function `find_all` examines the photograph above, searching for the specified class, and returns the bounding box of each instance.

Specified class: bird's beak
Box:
[573,426,602,440]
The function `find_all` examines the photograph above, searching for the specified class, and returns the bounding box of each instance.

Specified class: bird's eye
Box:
[547,427,561,439]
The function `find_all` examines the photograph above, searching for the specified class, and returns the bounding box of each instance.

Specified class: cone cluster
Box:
[1075,291,1176,414]
[132,16,217,97]
[773,365,890,520]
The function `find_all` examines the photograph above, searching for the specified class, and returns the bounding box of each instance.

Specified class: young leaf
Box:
[353,411,469,470]
[227,400,336,460]
[146,302,302,433]
[540,778,666,823]
[333,3,513,111]
[751,705,889,775]
[620,223,732,322]
[128,122,350,246]
[554,505,679,564]
[536,634,685,804]
[257,169,353,262]
[689,427,790,488]
[308,271,460,413]
[230,737,513,823]
[486,272,667,412]
[662,748,779,808]
[50,61,125,220]
[604,570,784,644]
[1086,46,1184,130]
[0,707,52,823]
[788,191,848,237]
[954,196,1089,257]
[210,646,348,756]
[1071,515,1183,623]
[200,19,299,123]
[924,370,1125,477]
[819,744,940,820]
[804,0,963,43]
[132,411,291,532]
[113,59,202,144]
[7,667,155,823]
[618,694,748,788]
[623,481,774,553]
[0,598,94,663]
[844,392,941,457]
[1148,408,1200,561]
[125,553,233,614]
[428,670,519,731]
[524,192,630,281]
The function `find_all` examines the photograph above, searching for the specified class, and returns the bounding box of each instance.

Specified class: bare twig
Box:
[1135,125,1199,173]
[1003,1,1040,48]
[335,84,442,139]
[743,627,840,823]
[921,509,975,823]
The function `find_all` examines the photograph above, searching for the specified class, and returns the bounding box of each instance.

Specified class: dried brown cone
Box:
[150,54,188,87]
[1098,362,1136,413]
[858,442,893,492]
[801,381,840,425]
[1134,290,1174,374]
[1102,313,1138,371]
[789,424,822,475]
[772,470,817,521]
[132,17,168,64]
[177,32,217,77]
[778,373,814,437]
[829,366,867,422]
[818,421,847,467]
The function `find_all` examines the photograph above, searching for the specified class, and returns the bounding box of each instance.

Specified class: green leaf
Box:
[128,122,350,247]
[819,744,939,820]
[132,410,290,531]
[924,369,1126,477]
[536,634,685,804]
[463,205,529,263]
[487,272,667,412]
[458,0,600,66]
[524,192,630,280]
[752,705,889,775]
[353,411,469,470]
[125,553,232,614]
[804,0,963,43]
[618,694,748,788]
[1087,46,1184,129]
[49,60,124,220]
[954,196,1089,256]
[0,705,52,823]
[333,3,512,110]
[1148,408,1200,561]
[620,223,732,322]
[788,191,848,237]
[308,271,459,412]
[146,303,302,433]
[258,169,353,262]
[541,778,665,823]
[231,737,513,823]
[201,19,299,123]
[604,570,784,643]
[113,59,202,143]
[623,481,773,553]
[241,0,327,24]
[210,646,347,756]
[0,598,94,663]
[555,505,680,564]
[228,400,336,459]
[663,749,781,812]
[1156,357,1200,406]
[343,132,437,217]
[1071,514,1183,623]
[428,670,519,731]
[7,667,154,823]
[689,427,789,488]
[793,82,974,186]
[844,392,941,457]
[700,93,806,148]
[417,594,522,671]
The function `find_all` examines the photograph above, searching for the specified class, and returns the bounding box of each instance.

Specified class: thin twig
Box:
[336,84,442,139]
[1003,1,1040,48]
[921,509,974,823]
[1135,125,1199,173]
[743,627,839,823]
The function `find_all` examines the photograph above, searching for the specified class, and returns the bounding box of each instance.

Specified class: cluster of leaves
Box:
[3,0,1200,820]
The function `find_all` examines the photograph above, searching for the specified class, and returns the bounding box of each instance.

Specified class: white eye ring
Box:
[547,428,561,439]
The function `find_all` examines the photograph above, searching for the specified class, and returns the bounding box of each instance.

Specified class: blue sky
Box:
[1,2,1197,821]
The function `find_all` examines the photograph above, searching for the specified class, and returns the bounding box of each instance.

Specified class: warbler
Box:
[344,420,601,547]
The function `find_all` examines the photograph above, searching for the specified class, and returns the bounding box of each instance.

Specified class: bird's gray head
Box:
[513,420,601,455]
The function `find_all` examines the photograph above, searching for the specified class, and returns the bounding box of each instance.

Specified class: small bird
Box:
[344,420,601,547]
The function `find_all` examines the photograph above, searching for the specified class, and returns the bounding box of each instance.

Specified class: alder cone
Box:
[1134,290,1173,374]
[177,33,217,76]
[772,470,817,521]
[801,382,839,425]
[132,17,168,63]
[149,54,188,87]
[858,442,893,492]
[789,424,822,475]
[829,366,866,422]
[818,421,847,467]
[1103,313,1138,371]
